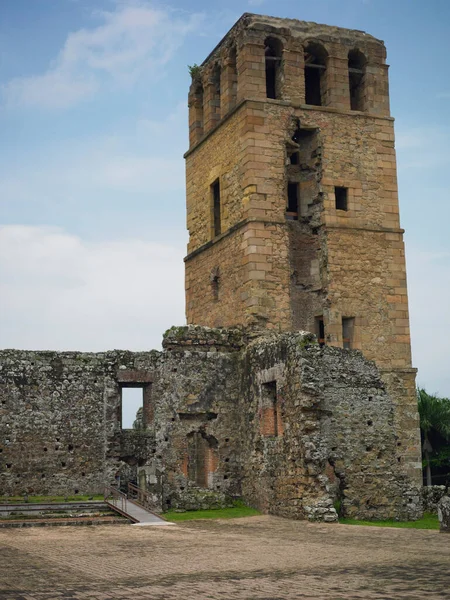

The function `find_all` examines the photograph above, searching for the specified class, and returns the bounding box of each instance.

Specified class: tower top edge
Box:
[201,12,385,67]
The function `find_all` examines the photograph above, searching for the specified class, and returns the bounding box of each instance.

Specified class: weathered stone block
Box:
[438,496,450,533]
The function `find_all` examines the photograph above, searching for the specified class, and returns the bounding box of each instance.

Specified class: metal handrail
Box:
[127,482,159,513]
[104,485,128,515]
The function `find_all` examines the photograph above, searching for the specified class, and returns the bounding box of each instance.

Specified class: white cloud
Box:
[2,2,202,109]
[0,102,188,232]
[396,126,450,169]
[0,225,185,351]
[407,247,450,397]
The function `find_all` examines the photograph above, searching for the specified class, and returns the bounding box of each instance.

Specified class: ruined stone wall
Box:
[240,333,421,521]
[0,329,245,510]
[0,327,422,520]
[151,327,244,509]
[0,349,159,497]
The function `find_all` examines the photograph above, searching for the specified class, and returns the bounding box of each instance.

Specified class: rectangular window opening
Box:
[286,182,299,220]
[212,179,221,237]
[342,317,355,349]
[121,386,144,430]
[335,186,348,211]
[315,316,325,347]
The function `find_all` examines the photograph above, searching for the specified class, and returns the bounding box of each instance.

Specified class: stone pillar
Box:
[188,81,204,147]
[380,368,423,488]
[221,51,237,114]
[236,39,266,102]
[325,48,351,109]
[283,39,304,105]
[365,63,390,116]
[203,77,220,134]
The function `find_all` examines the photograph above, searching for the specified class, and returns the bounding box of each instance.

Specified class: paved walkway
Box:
[0,515,448,599]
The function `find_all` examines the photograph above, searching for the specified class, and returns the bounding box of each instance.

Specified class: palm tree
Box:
[417,389,450,486]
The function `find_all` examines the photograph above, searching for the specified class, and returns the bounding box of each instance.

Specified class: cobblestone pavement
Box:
[0,516,448,599]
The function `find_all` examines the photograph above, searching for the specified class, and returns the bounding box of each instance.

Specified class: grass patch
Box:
[0,495,104,504]
[163,502,261,522]
[339,513,439,530]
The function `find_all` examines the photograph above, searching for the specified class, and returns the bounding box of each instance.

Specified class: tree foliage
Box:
[132,406,144,431]
[417,388,450,486]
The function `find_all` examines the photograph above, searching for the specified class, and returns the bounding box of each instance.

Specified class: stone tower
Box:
[185,14,421,482]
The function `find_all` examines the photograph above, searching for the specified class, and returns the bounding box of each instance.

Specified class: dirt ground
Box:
[0,515,449,599]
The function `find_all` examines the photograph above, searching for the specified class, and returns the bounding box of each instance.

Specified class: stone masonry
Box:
[0,326,420,521]
[184,14,422,490]
[0,13,423,522]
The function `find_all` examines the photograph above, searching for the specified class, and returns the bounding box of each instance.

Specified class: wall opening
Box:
[186,432,218,488]
[342,317,355,349]
[290,151,299,165]
[212,179,221,237]
[121,386,144,430]
[304,42,327,106]
[228,46,237,109]
[335,186,348,211]
[348,49,366,111]
[260,381,281,436]
[211,63,221,121]
[264,37,283,99]
[315,316,325,347]
[210,267,220,301]
[286,182,299,219]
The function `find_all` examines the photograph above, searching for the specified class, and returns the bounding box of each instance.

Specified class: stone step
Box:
[0,501,110,517]
[0,515,128,528]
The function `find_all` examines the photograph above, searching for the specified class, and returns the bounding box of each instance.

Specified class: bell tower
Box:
[184,14,421,485]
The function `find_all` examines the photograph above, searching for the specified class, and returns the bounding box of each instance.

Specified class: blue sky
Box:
[0,0,449,398]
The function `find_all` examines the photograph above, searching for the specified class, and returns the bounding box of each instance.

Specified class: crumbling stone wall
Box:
[422,486,448,513]
[0,349,159,497]
[240,333,421,521]
[150,326,244,509]
[0,327,421,521]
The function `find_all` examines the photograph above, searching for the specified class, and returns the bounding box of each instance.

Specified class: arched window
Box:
[228,46,237,108]
[264,37,283,99]
[304,42,328,106]
[211,63,221,121]
[348,49,366,111]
